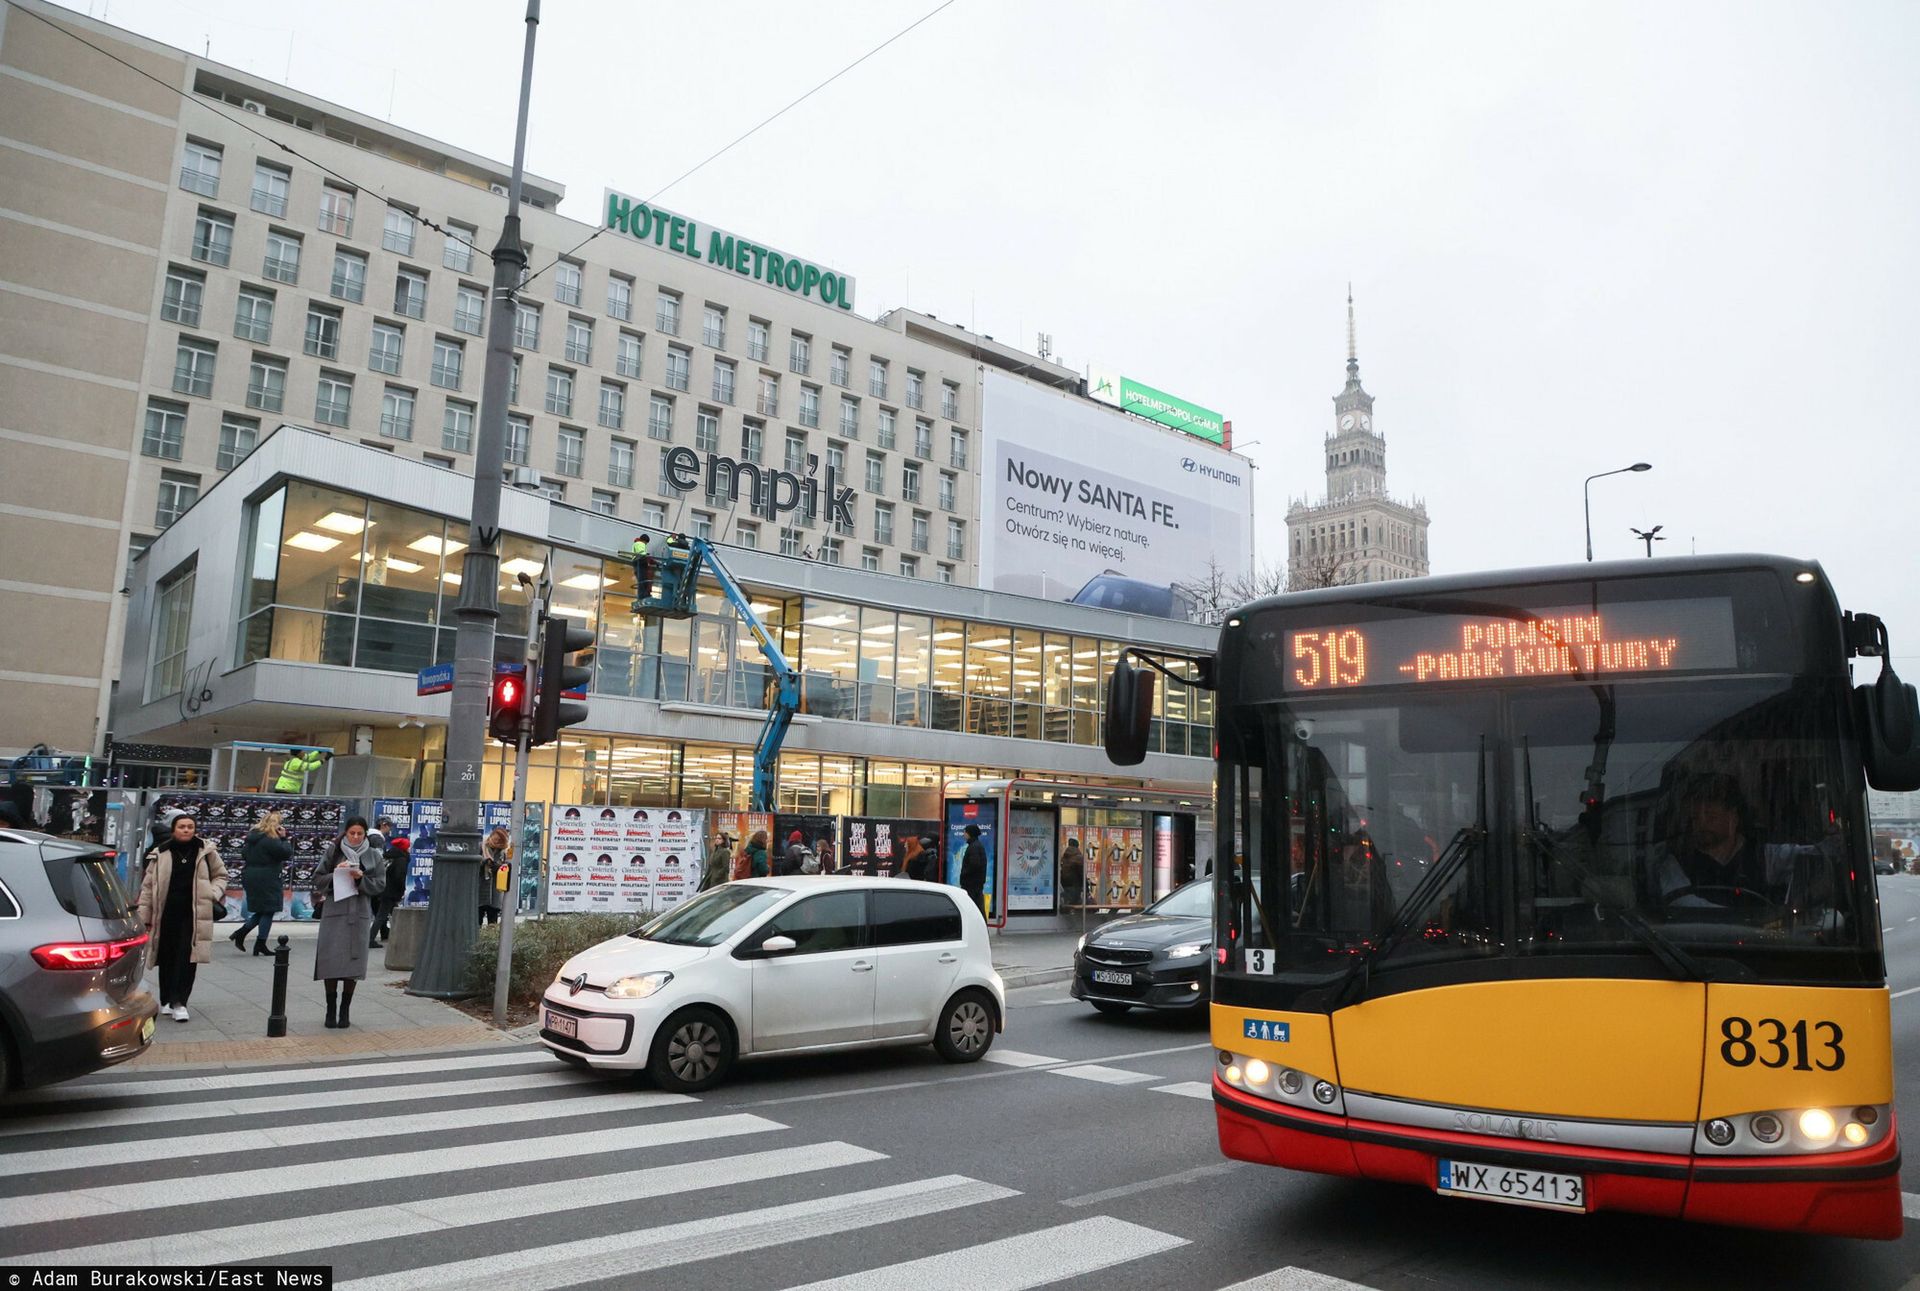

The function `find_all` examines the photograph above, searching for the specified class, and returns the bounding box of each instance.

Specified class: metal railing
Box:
[431,362,462,389]
[263,256,299,284]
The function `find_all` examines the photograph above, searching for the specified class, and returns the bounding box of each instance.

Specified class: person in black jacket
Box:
[370,835,409,947]
[959,825,988,915]
[230,811,292,956]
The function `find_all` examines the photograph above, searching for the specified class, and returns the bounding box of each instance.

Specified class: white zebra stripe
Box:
[782,1214,1187,1290]
[12,1049,556,1102]
[1217,1268,1382,1291]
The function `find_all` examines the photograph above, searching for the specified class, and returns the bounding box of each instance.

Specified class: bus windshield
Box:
[1221,674,1877,987]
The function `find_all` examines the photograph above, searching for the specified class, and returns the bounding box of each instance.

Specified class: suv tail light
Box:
[32,933,148,969]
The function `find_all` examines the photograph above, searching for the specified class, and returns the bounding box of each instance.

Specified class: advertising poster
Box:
[148,791,351,921]
[837,816,939,876]
[711,811,774,874]
[944,798,999,918]
[546,806,706,913]
[774,813,837,872]
[1093,827,1144,908]
[372,797,528,911]
[1006,807,1057,913]
[979,370,1254,620]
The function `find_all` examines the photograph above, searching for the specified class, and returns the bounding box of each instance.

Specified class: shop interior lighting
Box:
[284,531,342,552]
[409,535,467,556]
[441,572,462,585]
[315,511,371,535]
[500,557,545,578]
[560,573,614,590]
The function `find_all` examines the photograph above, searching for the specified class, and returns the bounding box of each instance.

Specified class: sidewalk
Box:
[989,928,1081,989]
[129,921,511,1069]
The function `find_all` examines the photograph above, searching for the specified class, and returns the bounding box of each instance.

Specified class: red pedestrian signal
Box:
[490,666,526,743]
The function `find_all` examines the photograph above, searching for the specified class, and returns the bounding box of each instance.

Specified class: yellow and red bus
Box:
[1108,555,1920,1238]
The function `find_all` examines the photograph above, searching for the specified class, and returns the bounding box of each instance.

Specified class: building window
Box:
[179,140,221,196]
[431,336,464,389]
[515,301,541,349]
[161,267,205,326]
[657,446,683,495]
[565,316,593,365]
[910,512,929,552]
[591,489,618,517]
[785,431,808,473]
[790,333,811,376]
[861,547,881,572]
[938,471,957,512]
[902,462,922,504]
[172,337,216,397]
[155,470,199,529]
[315,371,353,427]
[649,394,674,440]
[906,369,925,410]
[442,399,474,453]
[455,284,485,335]
[869,358,888,398]
[554,261,582,306]
[330,248,367,302]
[233,287,274,343]
[877,407,896,450]
[148,560,196,700]
[949,428,969,469]
[937,563,954,585]
[251,162,289,216]
[820,537,843,565]
[247,355,287,412]
[598,380,626,430]
[740,422,763,464]
[537,480,566,503]
[779,526,802,557]
[214,413,258,471]
[942,381,959,420]
[545,366,575,417]
[695,409,720,454]
[899,555,918,578]
[656,292,680,335]
[616,331,642,378]
[505,414,531,466]
[142,400,187,460]
[830,347,851,387]
[394,268,428,320]
[556,426,584,477]
[735,521,758,550]
[747,319,769,362]
[368,322,404,375]
[691,512,713,541]
[840,396,860,438]
[914,419,933,459]
[509,354,522,404]
[263,230,301,283]
[608,437,635,488]
[826,442,846,478]
[757,375,779,418]
[666,346,691,392]
[711,358,736,404]
[703,306,726,349]
[382,207,416,256]
[317,185,354,236]
[798,385,820,428]
[642,500,668,529]
[607,274,633,321]
[874,501,894,545]
[946,518,965,560]
[444,221,477,272]
[191,209,233,266]
[423,453,456,469]
[865,452,885,494]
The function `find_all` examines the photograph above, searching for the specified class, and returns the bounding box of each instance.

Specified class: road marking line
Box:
[1219,1268,1381,1291]
[0,1112,783,1228]
[1886,927,1896,933]
[12,1049,558,1101]
[337,1175,1017,1291]
[1153,1081,1214,1100]
[1909,917,1916,923]
[1891,986,1920,1000]
[0,1069,596,1138]
[1049,1064,1158,1085]
[4,1088,694,1175]
[1010,998,1080,1008]
[1903,1192,1920,1219]
[25,1142,885,1266]
[1063,1161,1239,1207]
[981,1048,1065,1067]
[783,1215,1187,1291]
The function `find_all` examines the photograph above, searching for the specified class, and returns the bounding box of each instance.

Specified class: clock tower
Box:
[1325,289,1387,500]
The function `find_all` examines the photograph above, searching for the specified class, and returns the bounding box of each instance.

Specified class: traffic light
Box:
[532,616,594,746]
[489,666,527,743]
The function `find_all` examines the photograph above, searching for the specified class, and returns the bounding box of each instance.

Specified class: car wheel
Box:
[933,989,996,1063]
[1091,1000,1132,1016]
[647,1006,735,1093]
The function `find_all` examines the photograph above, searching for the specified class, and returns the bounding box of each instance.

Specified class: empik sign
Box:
[662,447,857,528]
[603,190,855,312]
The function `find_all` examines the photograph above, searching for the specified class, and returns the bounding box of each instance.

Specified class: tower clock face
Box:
[1339,414,1356,430]
[1360,414,1372,430]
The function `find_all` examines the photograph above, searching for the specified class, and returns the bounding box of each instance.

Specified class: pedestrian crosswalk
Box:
[0,1044,1375,1291]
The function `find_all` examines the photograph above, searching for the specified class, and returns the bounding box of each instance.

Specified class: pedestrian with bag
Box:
[778,829,809,877]
[743,829,771,879]
[479,827,511,926]
[370,834,409,947]
[230,810,290,956]
[312,816,385,1029]
[959,824,988,915]
[898,834,924,881]
[137,812,228,1022]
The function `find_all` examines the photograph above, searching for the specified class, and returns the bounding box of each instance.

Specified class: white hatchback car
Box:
[539,876,1006,1091]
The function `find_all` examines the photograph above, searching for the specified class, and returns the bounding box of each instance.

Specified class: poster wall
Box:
[711,811,774,874]
[373,798,539,911]
[944,798,999,918]
[1005,807,1057,913]
[979,370,1254,618]
[148,791,353,920]
[548,806,706,914]
[839,816,940,876]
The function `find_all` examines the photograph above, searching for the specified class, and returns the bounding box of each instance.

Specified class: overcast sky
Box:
[77,0,1920,658]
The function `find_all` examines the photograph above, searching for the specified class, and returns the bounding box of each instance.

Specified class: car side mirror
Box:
[1103,654,1155,766]
[760,934,798,954]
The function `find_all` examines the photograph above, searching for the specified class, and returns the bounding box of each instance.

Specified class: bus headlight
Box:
[1698,1105,1889,1153]
[1244,1058,1271,1088]
[1703,1119,1735,1147]
[1279,1068,1304,1095]
[1749,1113,1784,1144]
[1313,1080,1338,1105]
[1843,1121,1870,1147]
[1798,1108,1837,1146]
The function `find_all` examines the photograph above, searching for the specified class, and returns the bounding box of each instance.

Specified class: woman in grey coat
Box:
[312,815,385,1028]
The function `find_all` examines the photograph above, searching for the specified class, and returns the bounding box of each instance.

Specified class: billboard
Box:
[1085,365,1226,445]
[979,371,1253,619]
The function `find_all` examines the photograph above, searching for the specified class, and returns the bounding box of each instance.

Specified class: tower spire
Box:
[1346,284,1358,377]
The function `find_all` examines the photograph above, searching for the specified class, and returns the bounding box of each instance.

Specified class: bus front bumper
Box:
[1212,1076,1902,1240]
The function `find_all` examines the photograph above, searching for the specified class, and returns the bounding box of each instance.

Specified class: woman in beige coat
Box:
[136,812,229,1023]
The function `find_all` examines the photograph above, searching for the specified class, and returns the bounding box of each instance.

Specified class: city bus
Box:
[1105,555,1920,1238]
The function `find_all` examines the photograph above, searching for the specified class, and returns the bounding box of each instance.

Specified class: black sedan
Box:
[1070,879,1212,1015]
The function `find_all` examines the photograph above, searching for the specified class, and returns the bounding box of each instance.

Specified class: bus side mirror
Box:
[1858,663,1920,791]
[1104,655,1155,766]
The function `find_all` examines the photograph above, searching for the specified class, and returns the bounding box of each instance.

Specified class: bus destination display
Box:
[1282,598,1738,691]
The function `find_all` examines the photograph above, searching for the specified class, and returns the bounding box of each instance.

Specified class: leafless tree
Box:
[1286,546,1365,592]
[1178,556,1292,625]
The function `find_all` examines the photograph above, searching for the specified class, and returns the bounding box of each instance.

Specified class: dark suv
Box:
[0,829,157,1092]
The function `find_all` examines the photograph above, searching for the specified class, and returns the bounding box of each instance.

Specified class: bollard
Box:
[267,934,290,1038]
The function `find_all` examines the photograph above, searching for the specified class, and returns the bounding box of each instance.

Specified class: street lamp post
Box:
[1583,463,1652,562]
[410,0,541,998]
[1630,525,1666,558]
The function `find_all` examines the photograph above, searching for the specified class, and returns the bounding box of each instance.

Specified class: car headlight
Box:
[604,971,673,1000]
[1166,941,1210,959]
[1075,934,1087,953]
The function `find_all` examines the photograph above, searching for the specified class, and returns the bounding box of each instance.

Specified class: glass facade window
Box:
[383,207,416,256]
[649,395,674,440]
[234,287,274,343]
[142,400,186,460]
[599,381,626,430]
[247,356,286,412]
[315,372,352,427]
[264,231,301,284]
[566,317,593,365]
[379,386,415,441]
[155,470,198,529]
[616,331,642,378]
[172,337,216,397]
[191,209,232,266]
[830,348,851,387]
[515,302,541,349]
[304,305,341,359]
[432,337,464,389]
[455,285,485,335]
[331,249,367,303]
[251,162,289,217]
[369,322,404,374]
[747,320,768,362]
[608,438,635,488]
[554,261,582,306]
[180,141,221,195]
[712,359,736,404]
[317,186,353,236]
[546,366,574,417]
[877,408,896,450]
[442,400,474,453]
[556,426,584,477]
[505,415,531,466]
[656,293,680,335]
[906,370,925,409]
[394,269,428,320]
[790,334,811,376]
[666,346,691,392]
[703,306,726,349]
[696,410,720,454]
[161,268,204,325]
[608,275,633,321]
[869,359,887,399]
[217,413,258,470]
[148,562,195,699]
[799,385,820,428]
[444,222,477,272]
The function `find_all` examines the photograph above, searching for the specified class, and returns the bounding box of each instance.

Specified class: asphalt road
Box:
[3,887,1919,1289]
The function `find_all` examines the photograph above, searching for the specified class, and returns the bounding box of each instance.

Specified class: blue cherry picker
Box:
[627,536,797,811]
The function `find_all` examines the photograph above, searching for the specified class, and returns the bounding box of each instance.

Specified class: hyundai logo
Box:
[1181,458,1197,472]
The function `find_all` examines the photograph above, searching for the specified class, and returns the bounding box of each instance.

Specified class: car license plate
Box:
[1092,969,1132,986]
[1437,1159,1584,1212]
[545,1010,578,1039]
[140,1015,155,1043]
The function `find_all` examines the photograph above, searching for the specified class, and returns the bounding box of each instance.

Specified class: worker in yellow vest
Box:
[272,748,330,793]
[631,532,653,601]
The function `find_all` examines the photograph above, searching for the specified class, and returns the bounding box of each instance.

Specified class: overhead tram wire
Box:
[1,0,492,266]
[518,0,962,290]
